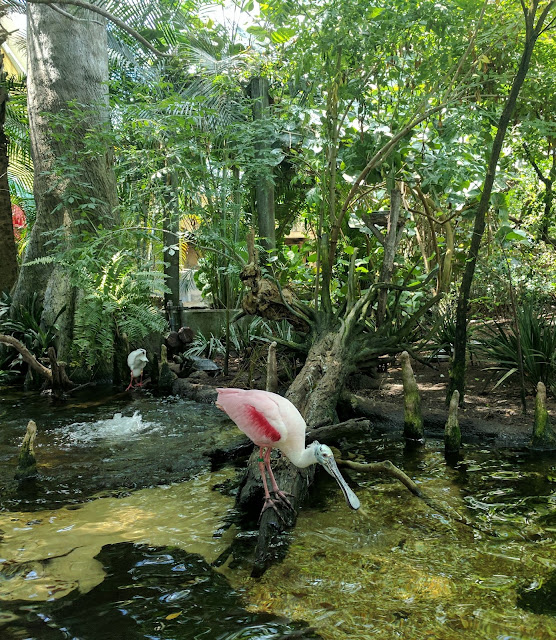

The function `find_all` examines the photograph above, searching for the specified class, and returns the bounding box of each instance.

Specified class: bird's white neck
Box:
[284,443,318,468]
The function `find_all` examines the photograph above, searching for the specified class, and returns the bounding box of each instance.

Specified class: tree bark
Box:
[11,3,119,361]
[448,2,554,404]
[376,186,402,325]
[163,171,180,312]
[0,35,18,295]
[250,76,275,251]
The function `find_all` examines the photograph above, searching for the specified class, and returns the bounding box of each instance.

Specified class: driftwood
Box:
[0,335,84,398]
[337,458,422,497]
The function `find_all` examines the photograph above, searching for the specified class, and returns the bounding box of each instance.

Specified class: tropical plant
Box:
[0,291,62,379]
[477,301,556,397]
[71,250,169,375]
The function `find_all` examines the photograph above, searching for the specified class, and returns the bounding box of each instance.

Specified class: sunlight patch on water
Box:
[0,469,235,603]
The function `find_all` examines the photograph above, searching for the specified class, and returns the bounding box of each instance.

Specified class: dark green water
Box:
[0,389,555,639]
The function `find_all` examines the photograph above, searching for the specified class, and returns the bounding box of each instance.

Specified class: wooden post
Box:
[400,351,424,442]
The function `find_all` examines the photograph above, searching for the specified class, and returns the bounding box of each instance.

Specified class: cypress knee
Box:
[400,351,424,442]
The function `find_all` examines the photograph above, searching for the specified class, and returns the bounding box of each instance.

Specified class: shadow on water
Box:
[2,543,321,640]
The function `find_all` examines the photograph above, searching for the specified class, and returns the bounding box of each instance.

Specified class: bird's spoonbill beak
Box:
[314,443,360,510]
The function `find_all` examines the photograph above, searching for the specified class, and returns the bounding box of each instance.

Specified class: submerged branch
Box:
[337,458,422,496]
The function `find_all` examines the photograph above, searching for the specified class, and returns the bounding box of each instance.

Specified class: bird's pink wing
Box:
[216,389,287,446]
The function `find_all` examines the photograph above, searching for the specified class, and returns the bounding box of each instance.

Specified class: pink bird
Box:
[216,388,360,516]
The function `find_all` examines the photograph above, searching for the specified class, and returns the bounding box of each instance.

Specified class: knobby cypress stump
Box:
[15,420,38,480]
[400,351,424,442]
[444,390,462,455]
[531,381,556,450]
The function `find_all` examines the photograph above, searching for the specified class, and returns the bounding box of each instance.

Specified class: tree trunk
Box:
[286,326,358,428]
[0,38,18,295]
[376,186,402,326]
[448,3,551,403]
[11,4,119,361]
[250,76,275,250]
[163,171,180,313]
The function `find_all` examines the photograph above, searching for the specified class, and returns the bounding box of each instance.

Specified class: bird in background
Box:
[126,348,148,391]
[216,388,360,517]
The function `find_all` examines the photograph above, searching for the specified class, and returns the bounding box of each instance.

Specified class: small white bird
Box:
[126,349,148,391]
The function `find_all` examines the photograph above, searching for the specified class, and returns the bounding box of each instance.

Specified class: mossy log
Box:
[15,420,38,480]
[531,381,556,450]
[400,351,424,442]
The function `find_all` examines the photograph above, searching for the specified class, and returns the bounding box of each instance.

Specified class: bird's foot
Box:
[125,383,134,391]
[259,497,288,523]
[272,490,295,511]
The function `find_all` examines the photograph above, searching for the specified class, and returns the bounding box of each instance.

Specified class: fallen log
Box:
[0,334,53,384]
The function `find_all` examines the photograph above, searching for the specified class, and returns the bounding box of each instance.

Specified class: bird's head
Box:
[312,441,360,510]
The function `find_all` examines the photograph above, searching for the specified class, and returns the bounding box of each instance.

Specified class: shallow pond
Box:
[0,389,555,639]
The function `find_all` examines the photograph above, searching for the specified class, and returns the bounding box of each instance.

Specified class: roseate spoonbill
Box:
[126,349,148,391]
[216,388,360,515]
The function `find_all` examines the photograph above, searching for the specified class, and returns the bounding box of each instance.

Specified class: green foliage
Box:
[71,251,168,374]
[477,302,556,397]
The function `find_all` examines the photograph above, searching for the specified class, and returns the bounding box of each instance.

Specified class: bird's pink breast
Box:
[245,405,281,443]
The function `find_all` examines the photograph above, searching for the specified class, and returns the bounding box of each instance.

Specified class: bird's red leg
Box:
[257,447,288,521]
[136,372,144,388]
[264,448,294,511]
[125,372,135,391]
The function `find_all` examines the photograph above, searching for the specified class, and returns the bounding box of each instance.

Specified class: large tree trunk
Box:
[0,34,18,295]
[286,326,358,427]
[11,4,118,361]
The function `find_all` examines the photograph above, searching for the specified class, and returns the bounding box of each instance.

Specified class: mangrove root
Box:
[266,341,278,393]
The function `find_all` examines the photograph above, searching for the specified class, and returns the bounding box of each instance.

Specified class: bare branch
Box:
[47,2,103,25]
